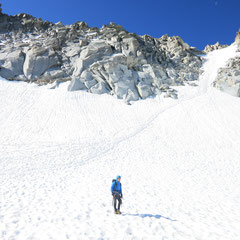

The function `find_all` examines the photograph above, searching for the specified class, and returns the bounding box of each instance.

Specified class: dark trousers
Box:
[113,193,121,211]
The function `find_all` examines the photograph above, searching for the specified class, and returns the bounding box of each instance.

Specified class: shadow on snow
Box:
[122,213,177,221]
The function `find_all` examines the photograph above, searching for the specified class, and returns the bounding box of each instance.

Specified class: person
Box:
[111,175,123,214]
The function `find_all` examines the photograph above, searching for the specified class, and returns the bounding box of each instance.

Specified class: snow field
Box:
[0,44,240,239]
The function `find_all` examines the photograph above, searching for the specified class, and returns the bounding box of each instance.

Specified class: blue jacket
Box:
[111,176,122,195]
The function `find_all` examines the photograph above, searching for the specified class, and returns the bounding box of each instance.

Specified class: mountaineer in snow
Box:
[111,175,122,214]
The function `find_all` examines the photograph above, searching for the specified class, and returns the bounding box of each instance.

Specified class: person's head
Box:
[116,175,121,182]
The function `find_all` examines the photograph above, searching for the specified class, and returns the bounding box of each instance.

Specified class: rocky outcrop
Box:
[0,13,203,103]
[0,13,52,33]
[213,56,240,97]
[212,29,240,98]
[204,42,228,53]
[0,50,25,79]
[23,47,60,80]
[235,28,240,45]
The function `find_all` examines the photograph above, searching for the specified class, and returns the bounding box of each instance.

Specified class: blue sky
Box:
[2,0,240,49]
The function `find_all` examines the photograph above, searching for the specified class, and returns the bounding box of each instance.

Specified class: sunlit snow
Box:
[0,44,240,240]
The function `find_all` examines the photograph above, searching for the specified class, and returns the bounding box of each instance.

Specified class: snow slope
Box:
[1,44,240,240]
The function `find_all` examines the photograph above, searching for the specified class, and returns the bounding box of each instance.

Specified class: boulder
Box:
[80,41,112,59]
[42,67,68,80]
[89,81,109,94]
[85,79,98,89]
[23,47,59,80]
[103,58,129,88]
[136,82,153,99]
[80,70,98,89]
[115,80,134,99]
[73,40,112,76]
[68,77,86,91]
[124,89,139,104]
[0,50,25,79]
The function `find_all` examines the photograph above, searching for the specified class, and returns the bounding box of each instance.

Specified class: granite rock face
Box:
[212,30,240,98]
[213,56,240,97]
[0,13,204,102]
[23,47,60,80]
[235,28,240,46]
[0,49,25,79]
[204,42,228,53]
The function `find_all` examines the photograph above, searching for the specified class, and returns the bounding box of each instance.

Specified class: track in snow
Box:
[0,44,240,240]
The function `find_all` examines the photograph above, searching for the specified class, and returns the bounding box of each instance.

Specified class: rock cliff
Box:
[213,56,240,97]
[204,42,228,53]
[0,13,205,103]
[235,28,240,45]
[213,30,240,97]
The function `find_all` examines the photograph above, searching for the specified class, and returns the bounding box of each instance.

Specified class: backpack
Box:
[112,179,121,190]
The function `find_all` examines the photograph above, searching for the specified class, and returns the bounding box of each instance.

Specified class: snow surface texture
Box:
[1,44,240,240]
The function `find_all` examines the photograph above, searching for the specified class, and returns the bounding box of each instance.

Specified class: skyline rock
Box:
[0,12,239,102]
[204,42,228,53]
[235,28,240,45]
